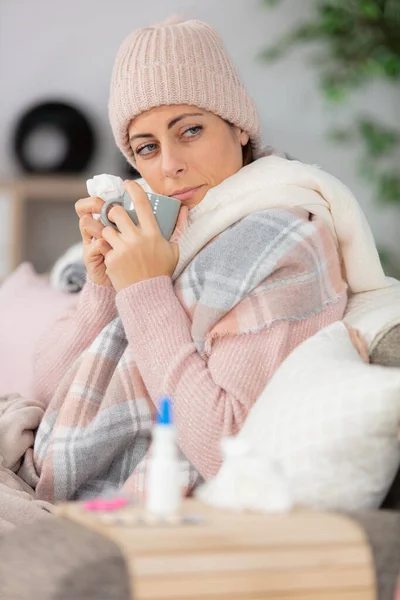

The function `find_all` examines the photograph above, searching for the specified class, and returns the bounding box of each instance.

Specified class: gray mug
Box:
[100,191,181,240]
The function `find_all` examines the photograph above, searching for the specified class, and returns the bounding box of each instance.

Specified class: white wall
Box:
[1,0,399,264]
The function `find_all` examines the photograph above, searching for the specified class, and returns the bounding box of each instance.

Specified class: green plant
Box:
[260,0,400,211]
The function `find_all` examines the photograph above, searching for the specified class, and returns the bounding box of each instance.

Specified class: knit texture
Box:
[108,19,262,166]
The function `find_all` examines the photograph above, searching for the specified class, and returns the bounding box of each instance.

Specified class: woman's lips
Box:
[171,185,204,201]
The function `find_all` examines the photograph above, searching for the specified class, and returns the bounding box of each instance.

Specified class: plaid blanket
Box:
[33,207,345,502]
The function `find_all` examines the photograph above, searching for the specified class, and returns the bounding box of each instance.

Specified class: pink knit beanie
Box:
[108,18,263,166]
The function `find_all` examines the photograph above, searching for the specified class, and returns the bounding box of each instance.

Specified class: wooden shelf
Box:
[0,176,87,199]
[0,177,87,274]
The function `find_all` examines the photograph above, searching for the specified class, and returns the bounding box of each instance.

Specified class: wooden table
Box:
[54,499,375,600]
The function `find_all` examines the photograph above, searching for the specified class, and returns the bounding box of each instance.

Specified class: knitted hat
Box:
[108,18,263,166]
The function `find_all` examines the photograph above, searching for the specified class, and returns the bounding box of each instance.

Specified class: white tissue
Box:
[196,436,293,513]
[86,174,125,221]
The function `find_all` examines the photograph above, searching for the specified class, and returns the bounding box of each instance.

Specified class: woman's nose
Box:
[161,144,187,178]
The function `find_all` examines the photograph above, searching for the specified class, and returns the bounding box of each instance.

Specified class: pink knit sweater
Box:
[33,270,346,480]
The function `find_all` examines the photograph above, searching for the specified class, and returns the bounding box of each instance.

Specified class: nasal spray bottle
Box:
[146,396,182,519]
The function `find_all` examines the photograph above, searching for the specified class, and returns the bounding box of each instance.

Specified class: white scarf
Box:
[172,155,390,294]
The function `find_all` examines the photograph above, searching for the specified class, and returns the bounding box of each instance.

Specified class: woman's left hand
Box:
[101,180,188,293]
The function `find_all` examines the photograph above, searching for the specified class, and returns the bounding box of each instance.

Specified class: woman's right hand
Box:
[75,196,113,287]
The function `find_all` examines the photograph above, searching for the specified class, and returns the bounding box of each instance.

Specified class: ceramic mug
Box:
[100,190,181,240]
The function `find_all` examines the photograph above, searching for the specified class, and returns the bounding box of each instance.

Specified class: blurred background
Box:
[0,0,399,277]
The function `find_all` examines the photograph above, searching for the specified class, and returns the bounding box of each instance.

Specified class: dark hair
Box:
[225,119,254,167]
[242,140,254,166]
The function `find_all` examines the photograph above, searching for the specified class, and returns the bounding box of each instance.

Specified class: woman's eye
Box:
[183,126,202,137]
[135,126,202,156]
[136,143,157,156]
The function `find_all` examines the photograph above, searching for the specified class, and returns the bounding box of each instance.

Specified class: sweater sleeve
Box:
[116,276,345,480]
[32,279,117,406]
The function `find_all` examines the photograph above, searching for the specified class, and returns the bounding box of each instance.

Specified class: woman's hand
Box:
[75,196,113,287]
[344,322,369,363]
[101,180,188,293]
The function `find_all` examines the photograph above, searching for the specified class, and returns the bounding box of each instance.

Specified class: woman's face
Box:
[128,104,250,209]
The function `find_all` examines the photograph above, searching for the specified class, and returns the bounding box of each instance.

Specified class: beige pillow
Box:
[344,279,400,346]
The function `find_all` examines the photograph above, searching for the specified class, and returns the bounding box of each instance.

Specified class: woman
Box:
[31,19,383,503]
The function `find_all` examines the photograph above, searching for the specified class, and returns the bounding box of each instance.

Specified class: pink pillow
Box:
[0,262,79,398]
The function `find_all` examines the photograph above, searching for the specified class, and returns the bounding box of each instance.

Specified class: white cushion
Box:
[233,321,400,511]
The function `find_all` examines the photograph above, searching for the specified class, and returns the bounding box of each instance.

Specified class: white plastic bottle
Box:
[146,396,182,518]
